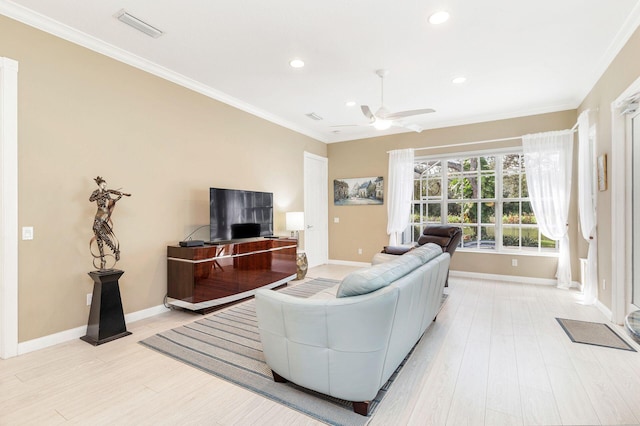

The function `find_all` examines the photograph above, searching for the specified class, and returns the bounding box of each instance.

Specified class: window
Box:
[408,150,557,253]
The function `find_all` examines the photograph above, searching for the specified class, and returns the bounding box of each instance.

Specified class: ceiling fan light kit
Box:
[373,119,392,130]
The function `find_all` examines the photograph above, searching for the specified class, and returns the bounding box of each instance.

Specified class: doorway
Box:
[611,78,640,324]
[303,152,328,268]
[631,108,640,308]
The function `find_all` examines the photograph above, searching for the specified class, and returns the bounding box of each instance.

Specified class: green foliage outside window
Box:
[410,153,557,252]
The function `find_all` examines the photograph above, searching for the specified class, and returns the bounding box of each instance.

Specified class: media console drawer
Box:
[167,238,297,313]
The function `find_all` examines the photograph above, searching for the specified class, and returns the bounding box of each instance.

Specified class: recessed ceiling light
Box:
[452,76,467,84]
[428,11,450,25]
[289,59,305,68]
[345,101,356,107]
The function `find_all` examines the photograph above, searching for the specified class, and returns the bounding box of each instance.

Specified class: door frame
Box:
[303,152,328,267]
[0,57,19,359]
[611,75,640,325]
[630,109,640,311]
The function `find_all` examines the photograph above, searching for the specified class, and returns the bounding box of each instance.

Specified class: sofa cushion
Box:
[308,285,339,300]
[404,243,443,263]
[336,255,422,298]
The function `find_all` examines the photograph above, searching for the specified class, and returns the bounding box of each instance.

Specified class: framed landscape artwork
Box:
[334,176,384,205]
[597,153,607,191]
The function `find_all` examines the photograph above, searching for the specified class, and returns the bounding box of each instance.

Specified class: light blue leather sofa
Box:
[255,243,450,416]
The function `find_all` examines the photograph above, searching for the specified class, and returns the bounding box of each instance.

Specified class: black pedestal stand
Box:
[80,269,132,345]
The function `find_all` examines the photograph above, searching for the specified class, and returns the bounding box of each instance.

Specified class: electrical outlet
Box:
[86,293,92,306]
[334,217,340,223]
[358,248,363,255]
[22,226,34,240]
[511,259,518,267]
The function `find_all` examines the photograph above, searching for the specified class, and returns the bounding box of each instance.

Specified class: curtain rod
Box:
[399,126,580,153]
[410,135,522,152]
[394,109,588,153]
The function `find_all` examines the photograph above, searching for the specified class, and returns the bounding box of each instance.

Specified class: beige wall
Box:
[6,11,640,343]
[1,16,326,342]
[327,111,578,280]
[578,25,640,309]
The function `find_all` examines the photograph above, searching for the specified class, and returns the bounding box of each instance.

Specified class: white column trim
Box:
[0,57,19,359]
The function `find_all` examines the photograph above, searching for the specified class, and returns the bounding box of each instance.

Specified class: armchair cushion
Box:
[417,225,462,255]
[382,244,416,255]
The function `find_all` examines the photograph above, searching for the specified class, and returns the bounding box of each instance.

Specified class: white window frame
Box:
[407,147,559,255]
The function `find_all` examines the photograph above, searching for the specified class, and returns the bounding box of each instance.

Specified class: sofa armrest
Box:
[255,287,399,401]
[382,245,414,255]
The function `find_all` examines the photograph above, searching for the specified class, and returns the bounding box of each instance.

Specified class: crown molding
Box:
[577,1,640,105]
[326,102,579,143]
[0,1,330,143]
[2,0,639,145]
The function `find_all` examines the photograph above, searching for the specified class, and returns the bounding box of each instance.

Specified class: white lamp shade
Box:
[286,212,305,231]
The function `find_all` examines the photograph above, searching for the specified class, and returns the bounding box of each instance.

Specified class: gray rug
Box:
[140,278,418,426]
[556,318,636,351]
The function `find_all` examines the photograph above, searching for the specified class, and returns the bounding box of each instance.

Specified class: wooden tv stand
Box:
[167,238,297,313]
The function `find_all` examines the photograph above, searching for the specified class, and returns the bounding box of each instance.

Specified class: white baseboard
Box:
[327,259,371,267]
[449,270,558,286]
[124,304,170,323]
[17,304,169,356]
[596,299,615,324]
[325,262,565,286]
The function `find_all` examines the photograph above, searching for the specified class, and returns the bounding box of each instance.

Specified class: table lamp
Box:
[285,211,304,240]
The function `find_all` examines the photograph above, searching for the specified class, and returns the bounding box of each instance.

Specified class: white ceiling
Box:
[2,0,640,143]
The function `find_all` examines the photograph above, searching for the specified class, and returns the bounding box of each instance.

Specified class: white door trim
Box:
[0,57,19,359]
[303,152,328,267]
[611,75,640,325]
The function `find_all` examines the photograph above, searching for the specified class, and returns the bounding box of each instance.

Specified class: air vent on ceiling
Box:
[305,113,323,121]
[115,9,163,38]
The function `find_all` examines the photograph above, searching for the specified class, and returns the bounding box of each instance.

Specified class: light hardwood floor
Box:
[2,265,640,425]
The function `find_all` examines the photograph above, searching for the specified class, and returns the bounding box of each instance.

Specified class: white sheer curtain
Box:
[577,110,598,304]
[523,130,574,288]
[387,149,414,245]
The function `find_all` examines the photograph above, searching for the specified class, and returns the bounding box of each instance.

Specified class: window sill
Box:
[456,248,559,258]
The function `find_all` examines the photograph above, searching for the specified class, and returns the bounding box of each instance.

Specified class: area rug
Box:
[556,318,636,351]
[140,278,423,426]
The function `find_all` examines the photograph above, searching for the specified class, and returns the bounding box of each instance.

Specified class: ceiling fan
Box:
[334,69,435,133]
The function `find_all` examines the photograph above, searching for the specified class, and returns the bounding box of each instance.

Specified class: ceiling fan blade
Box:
[392,121,423,133]
[330,124,362,128]
[403,123,423,133]
[361,105,375,122]
[384,108,435,120]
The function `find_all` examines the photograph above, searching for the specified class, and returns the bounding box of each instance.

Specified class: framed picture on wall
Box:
[597,154,607,191]
[334,176,384,205]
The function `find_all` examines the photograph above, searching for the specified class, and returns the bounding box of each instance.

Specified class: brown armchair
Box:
[376,225,462,286]
[415,224,463,257]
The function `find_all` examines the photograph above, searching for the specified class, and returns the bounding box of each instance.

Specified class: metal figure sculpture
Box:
[89,176,131,270]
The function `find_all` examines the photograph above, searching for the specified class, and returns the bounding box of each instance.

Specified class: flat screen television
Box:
[209,188,273,242]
